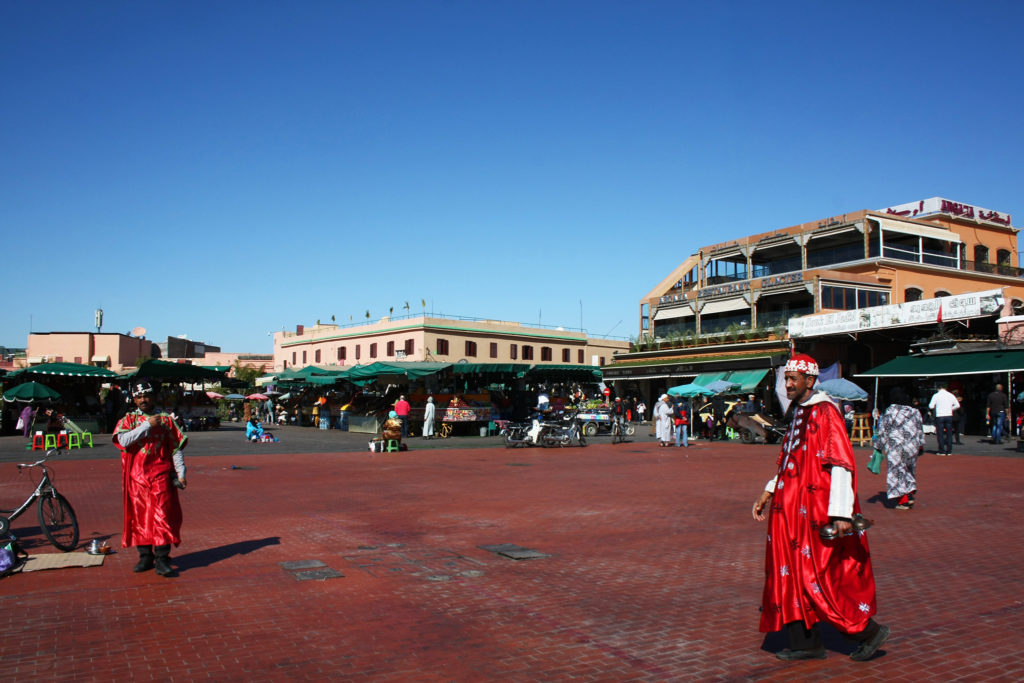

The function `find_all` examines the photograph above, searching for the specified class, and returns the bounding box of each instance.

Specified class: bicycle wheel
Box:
[38,492,79,552]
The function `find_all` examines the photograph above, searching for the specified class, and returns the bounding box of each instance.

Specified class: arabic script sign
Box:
[789,289,1005,338]
[881,197,1011,227]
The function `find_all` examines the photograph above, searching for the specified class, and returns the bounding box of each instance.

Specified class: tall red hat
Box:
[784,353,819,376]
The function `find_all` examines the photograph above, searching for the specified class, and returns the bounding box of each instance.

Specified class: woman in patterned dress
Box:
[875,387,925,510]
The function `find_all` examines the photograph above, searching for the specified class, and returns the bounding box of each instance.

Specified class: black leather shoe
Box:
[850,624,890,661]
[133,557,154,572]
[775,648,826,661]
[154,557,176,577]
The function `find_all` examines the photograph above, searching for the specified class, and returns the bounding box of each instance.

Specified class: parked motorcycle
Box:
[503,411,587,448]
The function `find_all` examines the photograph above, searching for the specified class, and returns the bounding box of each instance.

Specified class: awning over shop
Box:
[874,216,963,243]
[6,362,119,378]
[653,305,694,321]
[451,363,530,376]
[858,349,1024,378]
[700,298,750,315]
[692,371,729,386]
[725,368,771,393]
[526,364,602,380]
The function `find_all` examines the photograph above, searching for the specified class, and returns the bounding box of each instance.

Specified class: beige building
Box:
[272,315,628,372]
[25,332,158,372]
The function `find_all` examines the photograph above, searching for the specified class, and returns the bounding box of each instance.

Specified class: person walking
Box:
[113,380,188,578]
[986,383,1009,445]
[637,399,646,424]
[952,391,965,445]
[422,396,436,439]
[928,383,959,455]
[673,398,689,448]
[751,354,889,662]
[654,394,673,447]
[394,395,411,438]
[875,387,925,510]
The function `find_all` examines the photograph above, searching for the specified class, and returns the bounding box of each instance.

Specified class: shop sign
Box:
[699,281,750,299]
[760,272,802,290]
[882,197,1011,227]
[789,289,1004,338]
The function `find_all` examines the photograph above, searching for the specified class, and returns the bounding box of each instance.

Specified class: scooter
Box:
[503,411,587,448]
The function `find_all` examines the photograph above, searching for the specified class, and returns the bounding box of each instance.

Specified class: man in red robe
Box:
[114,380,188,577]
[752,354,889,661]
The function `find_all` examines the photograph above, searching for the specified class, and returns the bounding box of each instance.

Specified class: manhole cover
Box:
[293,568,344,581]
[279,560,327,571]
[478,543,550,560]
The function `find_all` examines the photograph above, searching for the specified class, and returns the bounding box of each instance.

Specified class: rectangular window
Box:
[465,341,477,357]
[562,348,570,362]
[404,339,414,355]
[437,339,449,355]
[510,344,518,360]
[302,350,307,364]
[578,349,584,363]
[314,349,321,363]
[490,342,498,359]
[541,346,552,361]
[283,360,288,369]
[338,347,346,361]
[369,343,377,359]
[599,356,606,366]
[292,352,296,365]
[387,341,395,356]
[355,345,361,360]
[522,345,534,360]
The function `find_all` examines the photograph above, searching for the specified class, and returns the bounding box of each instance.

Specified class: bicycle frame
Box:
[0,457,58,525]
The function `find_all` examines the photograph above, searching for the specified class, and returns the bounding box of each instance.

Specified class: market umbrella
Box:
[246,393,269,401]
[3,381,62,403]
[705,379,740,394]
[817,378,869,401]
[667,383,715,398]
[224,394,246,400]
[206,391,225,400]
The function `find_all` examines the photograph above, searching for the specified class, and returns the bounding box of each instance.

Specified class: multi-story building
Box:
[272,315,629,373]
[608,197,1023,404]
[24,332,159,372]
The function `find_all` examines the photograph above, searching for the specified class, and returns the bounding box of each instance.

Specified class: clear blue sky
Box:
[3,1,1022,352]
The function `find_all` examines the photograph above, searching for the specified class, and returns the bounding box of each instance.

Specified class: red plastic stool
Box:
[32,432,45,450]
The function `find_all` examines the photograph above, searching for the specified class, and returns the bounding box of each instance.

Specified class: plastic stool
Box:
[58,431,69,448]
[68,432,81,449]
[80,432,94,448]
[32,432,45,450]
[385,439,401,452]
[44,433,59,450]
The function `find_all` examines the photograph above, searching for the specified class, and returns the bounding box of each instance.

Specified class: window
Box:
[599,356,606,366]
[355,345,361,360]
[283,360,288,369]
[437,339,449,355]
[935,290,951,298]
[974,245,989,263]
[404,339,414,355]
[998,249,1012,266]
[522,345,534,360]
[490,342,498,359]
[904,287,923,303]
[465,341,477,357]
[292,352,296,365]
[338,347,346,361]
[820,285,889,311]
[510,344,518,360]
[302,351,307,364]
[578,349,584,363]
[314,349,321,363]
[562,348,570,362]
[387,341,395,356]
[541,346,552,361]
[369,343,377,359]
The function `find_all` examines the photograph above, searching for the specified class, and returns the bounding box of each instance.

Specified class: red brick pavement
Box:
[1,439,1022,681]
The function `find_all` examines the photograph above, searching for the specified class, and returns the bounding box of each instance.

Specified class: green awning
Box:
[692,371,729,386]
[526,364,602,380]
[132,359,228,383]
[858,350,1024,378]
[6,362,119,378]
[725,368,771,393]
[451,363,531,375]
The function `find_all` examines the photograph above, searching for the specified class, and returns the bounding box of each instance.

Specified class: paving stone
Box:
[278,559,327,571]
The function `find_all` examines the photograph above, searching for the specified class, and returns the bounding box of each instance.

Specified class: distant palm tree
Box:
[389,306,394,316]
[365,310,370,320]
[403,301,410,313]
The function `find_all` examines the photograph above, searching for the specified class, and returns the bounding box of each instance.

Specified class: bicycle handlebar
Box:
[17,448,63,469]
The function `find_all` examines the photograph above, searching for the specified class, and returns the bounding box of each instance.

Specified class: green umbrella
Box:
[3,381,62,403]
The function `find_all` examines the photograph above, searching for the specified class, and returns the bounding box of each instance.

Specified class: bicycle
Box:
[0,449,80,552]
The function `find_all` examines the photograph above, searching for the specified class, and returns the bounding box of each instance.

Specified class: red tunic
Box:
[114,411,187,548]
[760,394,877,634]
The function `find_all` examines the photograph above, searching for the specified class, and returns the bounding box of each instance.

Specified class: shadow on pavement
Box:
[175,536,281,571]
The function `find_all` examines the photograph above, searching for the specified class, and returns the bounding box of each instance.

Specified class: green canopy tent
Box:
[3,381,62,403]
[525,364,602,381]
[132,359,229,384]
[5,362,118,379]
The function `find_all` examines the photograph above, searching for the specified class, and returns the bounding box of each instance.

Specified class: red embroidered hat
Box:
[784,353,819,376]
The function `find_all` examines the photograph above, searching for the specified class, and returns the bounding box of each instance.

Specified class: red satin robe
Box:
[114,411,187,548]
[760,393,877,634]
